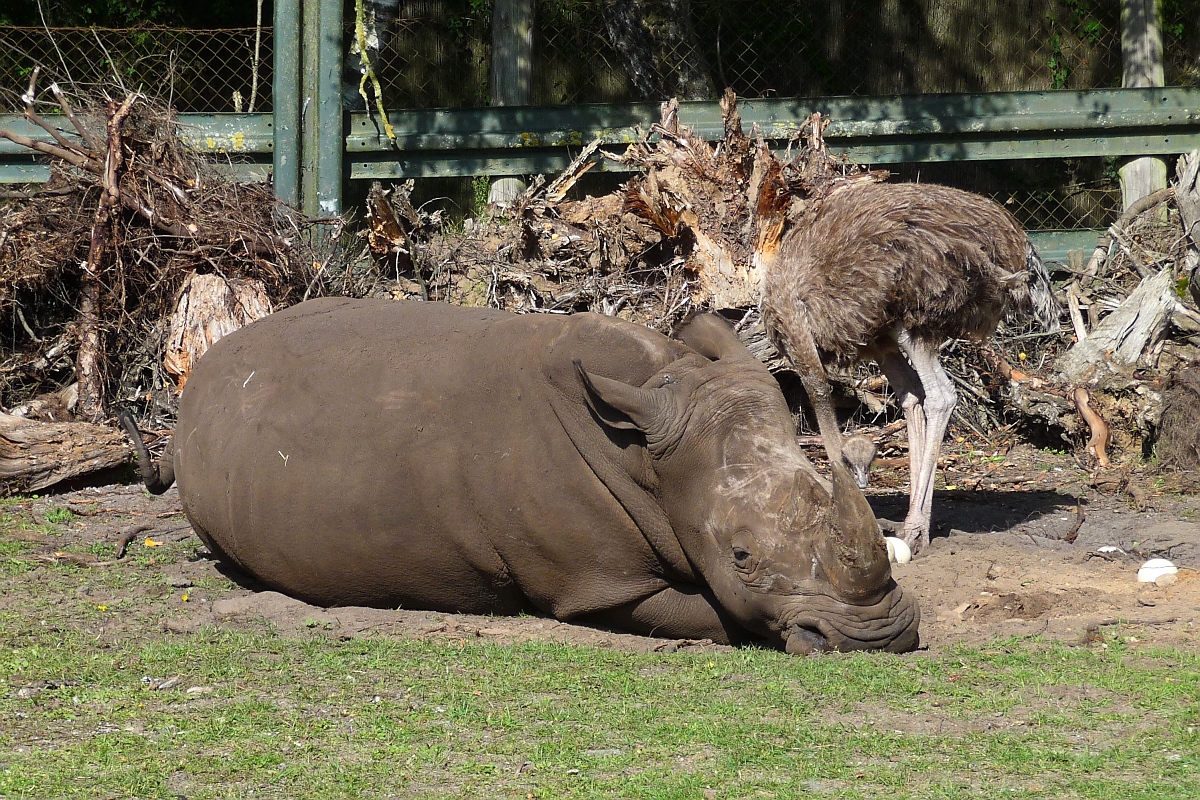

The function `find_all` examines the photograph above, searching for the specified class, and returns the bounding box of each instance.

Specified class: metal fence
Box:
[5,3,1197,112]
[375,0,1200,107]
[2,0,1198,231]
[0,26,271,114]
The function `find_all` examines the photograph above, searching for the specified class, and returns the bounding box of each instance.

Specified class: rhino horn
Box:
[817,459,891,602]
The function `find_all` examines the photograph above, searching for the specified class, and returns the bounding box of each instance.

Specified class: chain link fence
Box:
[0,26,271,114]
[371,0,1193,231]
[372,0,1199,106]
[2,1,1198,230]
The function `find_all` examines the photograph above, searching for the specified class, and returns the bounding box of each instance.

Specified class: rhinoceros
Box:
[124,298,919,653]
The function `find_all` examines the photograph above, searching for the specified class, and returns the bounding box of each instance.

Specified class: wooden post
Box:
[488,0,535,207]
[1119,0,1167,210]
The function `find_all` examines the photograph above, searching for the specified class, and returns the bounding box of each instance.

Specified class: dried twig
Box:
[111,522,156,559]
[49,82,101,153]
[1063,503,1086,544]
[1080,187,1172,288]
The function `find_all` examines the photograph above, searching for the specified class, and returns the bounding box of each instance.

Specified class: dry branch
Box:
[1,75,332,447]
[1080,187,1173,289]
[1073,387,1111,468]
[78,93,140,423]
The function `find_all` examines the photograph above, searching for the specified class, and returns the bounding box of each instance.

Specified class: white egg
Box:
[885,536,912,565]
[1137,558,1178,583]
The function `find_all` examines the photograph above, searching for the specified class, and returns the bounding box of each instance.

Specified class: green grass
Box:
[2,506,1197,799]
[2,616,1197,799]
[43,506,73,525]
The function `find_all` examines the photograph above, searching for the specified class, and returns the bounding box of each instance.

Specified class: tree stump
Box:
[163,273,272,391]
[1055,267,1177,383]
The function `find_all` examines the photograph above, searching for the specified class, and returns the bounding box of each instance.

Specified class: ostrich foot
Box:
[900,521,930,555]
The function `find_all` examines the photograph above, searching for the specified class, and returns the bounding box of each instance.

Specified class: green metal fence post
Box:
[317,0,344,216]
[272,0,300,207]
[301,0,344,217]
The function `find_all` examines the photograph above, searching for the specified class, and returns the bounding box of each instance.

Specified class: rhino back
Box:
[174,298,684,615]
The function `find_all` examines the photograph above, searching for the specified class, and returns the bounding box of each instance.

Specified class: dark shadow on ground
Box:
[195,552,273,593]
[40,466,140,494]
[869,489,1077,539]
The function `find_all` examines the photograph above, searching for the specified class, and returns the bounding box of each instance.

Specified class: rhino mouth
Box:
[778,583,920,654]
[784,625,828,655]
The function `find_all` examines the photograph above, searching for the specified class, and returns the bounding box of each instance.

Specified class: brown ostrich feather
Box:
[764,182,1047,362]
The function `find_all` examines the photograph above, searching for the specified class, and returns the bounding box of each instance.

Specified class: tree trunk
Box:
[163,274,273,391]
[1055,267,1177,383]
[489,0,535,207]
[662,0,715,100]
[602,0,663,99]
[602,0,715,101]
[1119,0,1167,209]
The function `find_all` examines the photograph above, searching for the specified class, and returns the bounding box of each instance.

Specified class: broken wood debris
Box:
[4,79,1200,491]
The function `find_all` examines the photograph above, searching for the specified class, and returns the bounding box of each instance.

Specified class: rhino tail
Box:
[117,409,176,495]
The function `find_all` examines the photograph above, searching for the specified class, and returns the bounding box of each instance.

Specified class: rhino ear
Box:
[675,313,748,362]
[575,360,663,433]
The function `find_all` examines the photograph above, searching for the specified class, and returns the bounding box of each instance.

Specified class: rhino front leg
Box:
[581,585,756,645]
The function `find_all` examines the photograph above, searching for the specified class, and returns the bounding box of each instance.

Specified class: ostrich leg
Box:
[875,348,927,545]
[894,332,957,552]
[777,301,844,464]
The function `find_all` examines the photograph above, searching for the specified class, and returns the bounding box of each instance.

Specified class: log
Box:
[1055,267,1177,383]
[0,413,132,492]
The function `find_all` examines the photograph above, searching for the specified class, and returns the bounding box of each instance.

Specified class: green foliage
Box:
[446,0,491,44]
[1,0,262,27]
[43,506,73,525]
[1047,33,1069,90]
[1163,0,1191,39]
[471,175,491,216]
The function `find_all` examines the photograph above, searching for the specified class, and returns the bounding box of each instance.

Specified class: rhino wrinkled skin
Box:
[134,298,919,653]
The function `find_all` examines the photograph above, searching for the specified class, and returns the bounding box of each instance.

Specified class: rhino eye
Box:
[732,547,752,565]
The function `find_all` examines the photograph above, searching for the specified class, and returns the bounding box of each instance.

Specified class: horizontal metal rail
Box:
[346,87,1200,179]
[0,113,275,184]
[5,88,1199,184]
[3,87,1197,263]
[1026,230,1098,265]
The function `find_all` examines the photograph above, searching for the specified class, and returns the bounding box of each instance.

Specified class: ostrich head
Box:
[841,434,878,490]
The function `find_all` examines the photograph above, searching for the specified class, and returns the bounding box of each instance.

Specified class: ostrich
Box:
[762,182,1059,554]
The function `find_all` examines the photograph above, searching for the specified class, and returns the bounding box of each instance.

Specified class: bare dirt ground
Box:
[6,443,1200,657]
